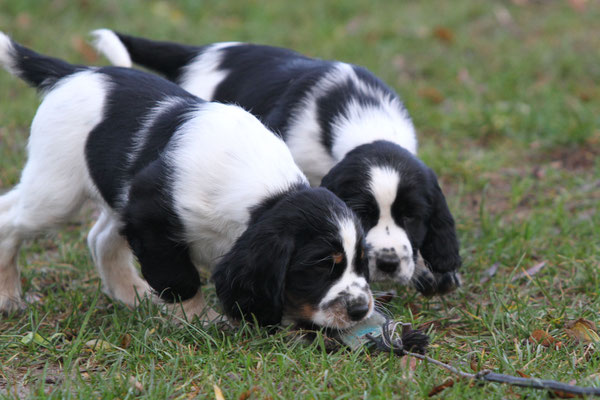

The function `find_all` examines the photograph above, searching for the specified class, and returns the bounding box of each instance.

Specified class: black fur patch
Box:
[82,67,204,301]
[85,66,197,208]
[321,141,461,280]
[121,158,200,301]
[8,39,83,91]
[116,32,200,82]
[213,186,368,326]
[213,44,333,138]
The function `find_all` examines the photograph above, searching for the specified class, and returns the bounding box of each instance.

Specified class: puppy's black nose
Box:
[347,301,369,321]
[376,250,400,274]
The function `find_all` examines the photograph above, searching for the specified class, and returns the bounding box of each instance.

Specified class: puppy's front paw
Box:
[0,295,25,315]
[412,268,461,297]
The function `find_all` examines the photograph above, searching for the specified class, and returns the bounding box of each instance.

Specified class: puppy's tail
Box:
[0,31,83,92]
[91,29,198,81]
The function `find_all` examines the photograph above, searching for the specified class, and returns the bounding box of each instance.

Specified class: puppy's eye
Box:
[332,252,344,264]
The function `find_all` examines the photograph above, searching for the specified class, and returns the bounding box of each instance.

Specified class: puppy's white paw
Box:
[103,276,152,308]
[0,291,25,315]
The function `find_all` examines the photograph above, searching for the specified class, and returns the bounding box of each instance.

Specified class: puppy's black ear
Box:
[212,223,293,326]
[420,169,461,276]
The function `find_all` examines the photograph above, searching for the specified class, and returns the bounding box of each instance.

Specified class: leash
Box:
[339,312,600,397]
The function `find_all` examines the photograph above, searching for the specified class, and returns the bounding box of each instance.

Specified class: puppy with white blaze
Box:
[0,32,374,330]
[92,30,462,295]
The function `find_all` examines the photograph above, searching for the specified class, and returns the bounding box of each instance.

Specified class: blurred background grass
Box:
[0,1,599,398]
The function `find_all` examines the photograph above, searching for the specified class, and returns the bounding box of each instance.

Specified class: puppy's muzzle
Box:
[375,248,400,274]
[346,299,370,321]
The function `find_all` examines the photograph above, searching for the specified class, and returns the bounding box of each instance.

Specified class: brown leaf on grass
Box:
[432,27,454,43]
[213,384,225,400]
[470,355,479,372]
[418,87,444,104]
[577,89,593,102]
[119,333,132,349]
[528,329,556,347]
[480,263,499,284]
[239,387,259,400]
[428,378,454,396]
[511,261,546,282]
[516,370,530,378]
[16,13,31,29]
[565,319,600,344]
[71,35,98,64]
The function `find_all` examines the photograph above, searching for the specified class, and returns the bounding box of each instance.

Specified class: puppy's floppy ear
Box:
[420,169,461,276]
[212,223,293,326]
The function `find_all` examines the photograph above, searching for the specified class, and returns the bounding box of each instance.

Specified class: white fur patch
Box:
[168,102,307,269]
[312,218,373,329]
[365,166,415,282]
[285,98,337,185]
[90,29,133,68]
[179,42,241,100]
[0,70,107,312]
[286,62,417,185]
[285,64,352,185]
[87,209,150,306]
[0,31,17,75]
[330,97,417,160]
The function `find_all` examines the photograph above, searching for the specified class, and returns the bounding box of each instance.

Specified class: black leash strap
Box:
[365,318,600,397]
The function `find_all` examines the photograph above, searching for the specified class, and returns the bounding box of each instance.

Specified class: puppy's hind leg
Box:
[0,188,25,313]
[1,142,91,313]
[0,180,87,313]
[88,210,151,307]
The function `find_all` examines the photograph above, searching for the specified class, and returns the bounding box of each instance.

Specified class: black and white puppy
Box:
[0,32,373,329]
[92,30,462,295]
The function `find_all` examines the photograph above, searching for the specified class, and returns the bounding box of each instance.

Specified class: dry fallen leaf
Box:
[511,261,546,282]
[239,387,259,400]
[120,333,132,349]
[529,329,556,347]
[480,263,499,284]
[565,318,600,344]
[213,384,225,400]
[428,378,455,396]
[470,354,479,372]
[84,339,114,351]
[432,26,454,43]
[16,13,31,29]
[418,87,444,104]
[516,370,530,378]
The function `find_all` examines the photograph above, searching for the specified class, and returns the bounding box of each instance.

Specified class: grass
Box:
[1,0,599,398]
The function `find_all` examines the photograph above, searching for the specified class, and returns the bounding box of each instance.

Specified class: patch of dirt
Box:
[533,145,599,171]
[0,363,64,398]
